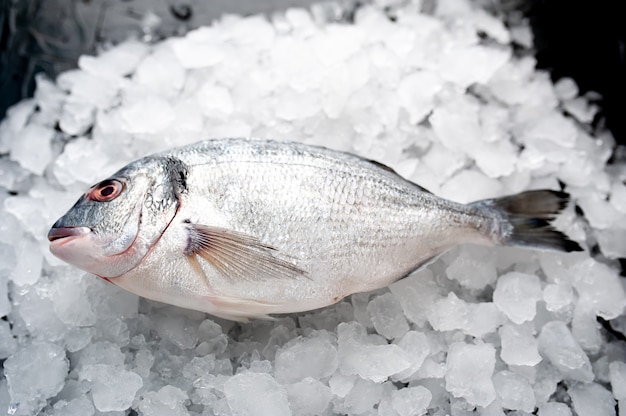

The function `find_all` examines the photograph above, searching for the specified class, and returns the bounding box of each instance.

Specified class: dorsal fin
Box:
[365,158,432,194]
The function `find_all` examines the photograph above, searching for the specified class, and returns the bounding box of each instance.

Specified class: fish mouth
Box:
[48,226,91,244]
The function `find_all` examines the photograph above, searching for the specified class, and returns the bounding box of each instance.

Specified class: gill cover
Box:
[49,156,188,278]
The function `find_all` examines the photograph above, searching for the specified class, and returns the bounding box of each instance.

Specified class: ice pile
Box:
[1,0,625,415]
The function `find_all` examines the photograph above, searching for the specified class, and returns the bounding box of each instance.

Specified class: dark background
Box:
[1,0,624,147]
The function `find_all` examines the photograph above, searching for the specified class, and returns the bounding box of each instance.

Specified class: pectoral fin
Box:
[184,223,306,282]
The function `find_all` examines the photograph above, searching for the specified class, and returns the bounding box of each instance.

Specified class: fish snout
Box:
[47,226,91,243]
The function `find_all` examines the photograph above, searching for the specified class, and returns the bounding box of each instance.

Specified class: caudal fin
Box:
[472,190,583,252]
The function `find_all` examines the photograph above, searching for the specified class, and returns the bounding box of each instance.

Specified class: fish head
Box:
[48,156,187,278]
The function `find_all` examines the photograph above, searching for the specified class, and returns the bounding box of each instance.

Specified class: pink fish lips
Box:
[48,226,92,262]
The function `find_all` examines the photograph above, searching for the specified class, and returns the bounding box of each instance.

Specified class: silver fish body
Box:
[48,138,581,320]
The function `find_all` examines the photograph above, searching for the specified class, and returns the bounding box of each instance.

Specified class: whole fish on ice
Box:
[48,138,582,320]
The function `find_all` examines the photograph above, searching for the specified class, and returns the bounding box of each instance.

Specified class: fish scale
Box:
[48,138,582,320]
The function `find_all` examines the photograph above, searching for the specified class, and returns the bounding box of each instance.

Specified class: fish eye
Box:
[88,179,124,202]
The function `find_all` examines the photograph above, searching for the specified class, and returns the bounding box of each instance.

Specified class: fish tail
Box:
[470,190,583,252]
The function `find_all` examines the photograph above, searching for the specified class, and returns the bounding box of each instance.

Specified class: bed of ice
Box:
[1,0,625,415]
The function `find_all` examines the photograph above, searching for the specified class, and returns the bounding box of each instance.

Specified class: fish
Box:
[48,138,582,321]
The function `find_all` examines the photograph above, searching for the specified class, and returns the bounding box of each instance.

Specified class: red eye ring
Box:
[88,179,124,202]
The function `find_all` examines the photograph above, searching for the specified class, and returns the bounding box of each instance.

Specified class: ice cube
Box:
[338,321,411,383]
[336,377,384,415]
[78,40,149,78]
[0,320,17,359]
[569,258,626,320]
[52,271,96,327]
[329,373,356,398]
[285,378,332,416]
[438,45,510,88]
[4,342,69,415]
[137,385,189,416]
[492,370,536,412]
[223,372,291,416]
[121,95,174,134]
[499,324,542,366]
[9,237,42,286]
[171,27,225,69]
[397,71,444,124]
[439,169,504,204]
[134,45,186,99]
[493,272,542,324]
[609,361,626,401]
[153,313,199,350]
[445,342,496,407]
[537,402,572,416]
[58,99,95,136]
[391,385,432,416]
[543,282,574,312]
[445,245,498,290]
[80,364,143,412]
[9,124,55,175]
[389,268,443,326]
[571,300,602,353]
[367,293,410,340]
[196,83,235,119]
[596,228,626,259]
[537,321,593,382]
[274,334,338,383]
[428,292,468,332]
[393,331,430,381]
[568,382,615,416]
[553,78,578,101]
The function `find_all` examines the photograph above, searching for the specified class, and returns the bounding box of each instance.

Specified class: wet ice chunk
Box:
[537,321,593,382]
[367,293,409,339]
[571,300,602,353]
[137,385,189,416]
[568,383,615,416]
[10,238,42,286]
[285,378,332,416]
[223,372,290,416]
[397,71,443,123]
[50,396,95,416]
[0,320,17,359]
[428,293,504,338]
[338,321,410,383]
[59,99,95,136]
[439,169,503,204]
[197,83,235,119]
[80,365,143,412]
[153,313,199,350]
[499,324,542,366]
[4,342,69,415]
[569,258,626,320]
[445,342,496,407]
[134,45,186,98]
[543,282,574,312]
[336,378,384,415]
[393,331,430,380]
[538,402,572,416]
[609,361,626,401]
[9,124,55,175]
[389,269,442,326]
[391,385,432,416]
[274,335,338,383]
[493,272,542,324]
[446,245,497,290]
[121,95,174,134]
[493,370,536,412]
[78,40,149,78]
